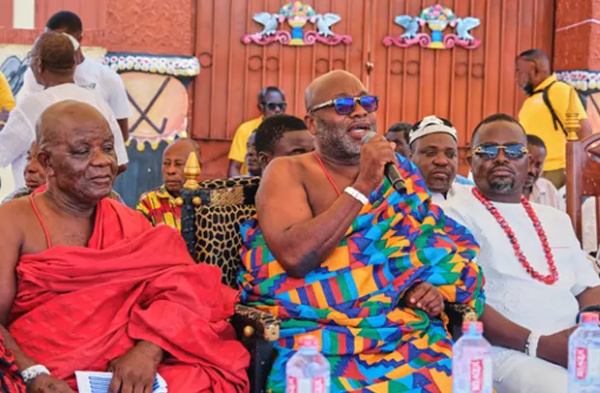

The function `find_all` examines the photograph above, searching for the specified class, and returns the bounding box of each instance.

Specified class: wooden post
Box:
[566,89,583,240]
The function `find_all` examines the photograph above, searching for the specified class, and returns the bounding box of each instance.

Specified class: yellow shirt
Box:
[228,116,262,175]
[0,72,15,112]
[518,74,587,171]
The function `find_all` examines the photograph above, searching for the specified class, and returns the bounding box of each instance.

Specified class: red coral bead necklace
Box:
[472,187,559,285]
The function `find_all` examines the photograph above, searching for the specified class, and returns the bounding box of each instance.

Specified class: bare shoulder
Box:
[257,154,314,213]
[0,198,30,245]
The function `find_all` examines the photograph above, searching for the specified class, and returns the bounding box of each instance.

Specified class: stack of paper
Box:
[75,371,167,393]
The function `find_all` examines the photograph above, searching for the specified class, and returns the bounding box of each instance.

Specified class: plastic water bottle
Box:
[286,336,330,393]
[452,321,493,393]
[568,312,600,392]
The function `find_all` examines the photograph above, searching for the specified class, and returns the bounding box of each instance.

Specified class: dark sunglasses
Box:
[265,102,287,111]
[472,143,529,160]
[308,95,379,115]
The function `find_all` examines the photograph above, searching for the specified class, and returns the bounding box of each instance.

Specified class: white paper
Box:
[75,371,167,393]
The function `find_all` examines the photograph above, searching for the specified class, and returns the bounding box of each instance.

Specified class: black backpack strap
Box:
[536,81,568,136]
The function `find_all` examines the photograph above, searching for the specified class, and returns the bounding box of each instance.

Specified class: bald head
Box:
[518,49,550,70]
[37,100,110,147]
[164,138,201,161]
[305,70,366,111]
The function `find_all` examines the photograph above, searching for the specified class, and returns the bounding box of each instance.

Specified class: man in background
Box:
[0,32,127,190]
[227,86,286,177]
[244,130,262,177]
[385,121,411,158]
[137,138,201,231]
[0,71,15,116]
[409,116,473,205]
[20,10,131,143]
[522,134,564,211]
[516,49,591,189]
[254,114,315,171]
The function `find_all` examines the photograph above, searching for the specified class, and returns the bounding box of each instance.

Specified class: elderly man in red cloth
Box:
[0,100,249,393]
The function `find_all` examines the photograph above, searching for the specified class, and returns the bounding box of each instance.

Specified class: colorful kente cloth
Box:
[137,185,182,231]
[239,155,485,393]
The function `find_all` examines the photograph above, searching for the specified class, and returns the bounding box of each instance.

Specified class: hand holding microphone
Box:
[353,131,406,196]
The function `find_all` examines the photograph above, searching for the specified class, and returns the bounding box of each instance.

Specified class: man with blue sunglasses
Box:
[238,70,484,392]
[444,113,600,393]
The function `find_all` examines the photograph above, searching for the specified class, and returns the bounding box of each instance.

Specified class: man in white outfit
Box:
[444,113,600,393]
[409,115,472,205]
[20,11,131,142]
[0,32,127,189]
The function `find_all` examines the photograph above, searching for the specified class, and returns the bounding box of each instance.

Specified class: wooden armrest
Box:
[445,303,477,340]
[445,303,478,322]
[233,304,281,342]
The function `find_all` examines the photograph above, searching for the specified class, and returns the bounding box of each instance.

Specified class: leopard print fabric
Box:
[182,177,260,288]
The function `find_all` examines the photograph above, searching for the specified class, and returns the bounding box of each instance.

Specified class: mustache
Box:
[490,164,516,174]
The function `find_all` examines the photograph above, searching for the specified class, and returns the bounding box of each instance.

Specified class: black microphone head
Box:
[361,131,378,145]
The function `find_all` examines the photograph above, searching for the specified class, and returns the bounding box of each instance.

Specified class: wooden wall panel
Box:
[194,0,555,178]
[193,0,369,178]
[34,0,106,31]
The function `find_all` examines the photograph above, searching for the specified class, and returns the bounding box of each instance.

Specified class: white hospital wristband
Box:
[525,332,541,358]
[344,187,368,205]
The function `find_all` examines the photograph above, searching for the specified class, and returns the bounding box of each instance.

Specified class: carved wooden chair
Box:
[177,153,278,393]
[177,152,477,392]
[566,91,600,274]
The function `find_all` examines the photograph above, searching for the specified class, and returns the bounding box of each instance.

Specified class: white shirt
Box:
[582,197,599,254]
[0,83,128,189]
[431,182,472,206]
[529,177,565,211]
[444,188,600,336]
[20,57,132,120]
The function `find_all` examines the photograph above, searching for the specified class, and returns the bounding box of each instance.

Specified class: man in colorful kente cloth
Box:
[238,70,485,392]
[0,101,249,393]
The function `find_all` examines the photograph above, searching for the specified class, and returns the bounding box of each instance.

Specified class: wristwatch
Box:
[21,364,50,384]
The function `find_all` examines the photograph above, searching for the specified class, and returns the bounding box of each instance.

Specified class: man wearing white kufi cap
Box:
[409,115,473,206]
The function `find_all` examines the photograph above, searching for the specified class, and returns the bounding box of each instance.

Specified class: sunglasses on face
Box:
[472,143,529,160]
[265,102,287,111]
[308,95,379,115]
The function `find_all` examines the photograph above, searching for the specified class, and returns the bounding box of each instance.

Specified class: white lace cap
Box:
[409,115,457,146]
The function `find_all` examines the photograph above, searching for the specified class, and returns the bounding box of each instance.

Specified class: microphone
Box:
[361,131,407,194]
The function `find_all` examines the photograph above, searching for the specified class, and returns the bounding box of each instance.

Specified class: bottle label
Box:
[286,376,328,393]
[576,347,588,380]
[469,359,484,393]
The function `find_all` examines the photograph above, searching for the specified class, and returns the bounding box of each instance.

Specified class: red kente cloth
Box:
[8,196,250,392]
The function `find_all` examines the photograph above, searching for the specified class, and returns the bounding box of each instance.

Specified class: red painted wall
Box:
[554,0,600,70]
[0,0,196,55]
[103,0,195,55]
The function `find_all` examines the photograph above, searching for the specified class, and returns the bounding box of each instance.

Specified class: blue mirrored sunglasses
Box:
[308,95,379,115]
[472,143,529,160]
